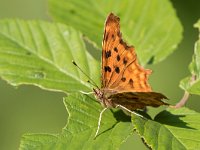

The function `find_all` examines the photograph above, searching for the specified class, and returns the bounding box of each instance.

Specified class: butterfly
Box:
[92,13,168,137]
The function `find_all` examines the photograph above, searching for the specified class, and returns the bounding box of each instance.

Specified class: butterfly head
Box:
[93,88,104,102]
[93,88,118,108]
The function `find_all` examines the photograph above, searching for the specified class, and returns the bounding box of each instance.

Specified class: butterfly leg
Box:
[79,91,94,95]
[116,105,144,118]
[94,107,108,139]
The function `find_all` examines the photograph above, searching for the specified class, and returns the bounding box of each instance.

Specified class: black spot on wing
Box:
[117,55,120,61]
[129,79,134,87]
[104,66,111,72]
[123,57,128,65]
[121,77,126,82]
[124,44,129,50]
[114,47,118,52]
[105,50,111,58]
[120,39,123,44]
[111,34,115,41]
[115,67,120,73]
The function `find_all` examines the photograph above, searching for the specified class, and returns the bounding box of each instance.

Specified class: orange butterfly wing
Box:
[102,13,151,92]
[101,13,168,110]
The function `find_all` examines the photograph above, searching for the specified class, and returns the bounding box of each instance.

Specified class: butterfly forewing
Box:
[102,13,152,92]
[102,13,120,88]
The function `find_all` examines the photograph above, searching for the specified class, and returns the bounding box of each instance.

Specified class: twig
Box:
[172,74,196,108]
[172,91,190,108]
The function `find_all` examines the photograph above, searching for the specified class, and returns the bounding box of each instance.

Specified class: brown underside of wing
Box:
[109,92,168,110]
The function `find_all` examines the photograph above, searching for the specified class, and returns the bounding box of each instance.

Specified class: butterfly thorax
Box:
[93,88,117,108]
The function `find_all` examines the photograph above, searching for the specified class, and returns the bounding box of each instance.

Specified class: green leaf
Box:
[19,93,132,150]
[48,0,183,65]
[180,19,200,95]
[0,19,100,93]
[20,134,59,149]
[132,107,200,150]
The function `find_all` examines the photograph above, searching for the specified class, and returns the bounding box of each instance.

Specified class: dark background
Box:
[0,0,199,149]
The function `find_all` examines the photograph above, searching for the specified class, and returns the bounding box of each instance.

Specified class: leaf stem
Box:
[172,74,196,108]
[172,91,190,108]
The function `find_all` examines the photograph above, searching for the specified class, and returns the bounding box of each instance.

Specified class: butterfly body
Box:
[93,88,117,108]
[87,13,169,138]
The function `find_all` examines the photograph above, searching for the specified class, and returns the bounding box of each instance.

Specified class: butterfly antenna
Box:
[72,60,99,89]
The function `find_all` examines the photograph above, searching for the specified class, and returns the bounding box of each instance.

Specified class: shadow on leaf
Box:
[154,110,195,129]
[83,36,101,61]
[112,109,131,122]
[95,121,118,139]
[112,109,152,122]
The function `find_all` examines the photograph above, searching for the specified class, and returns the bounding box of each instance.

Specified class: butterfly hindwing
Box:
[109,92,168,110]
